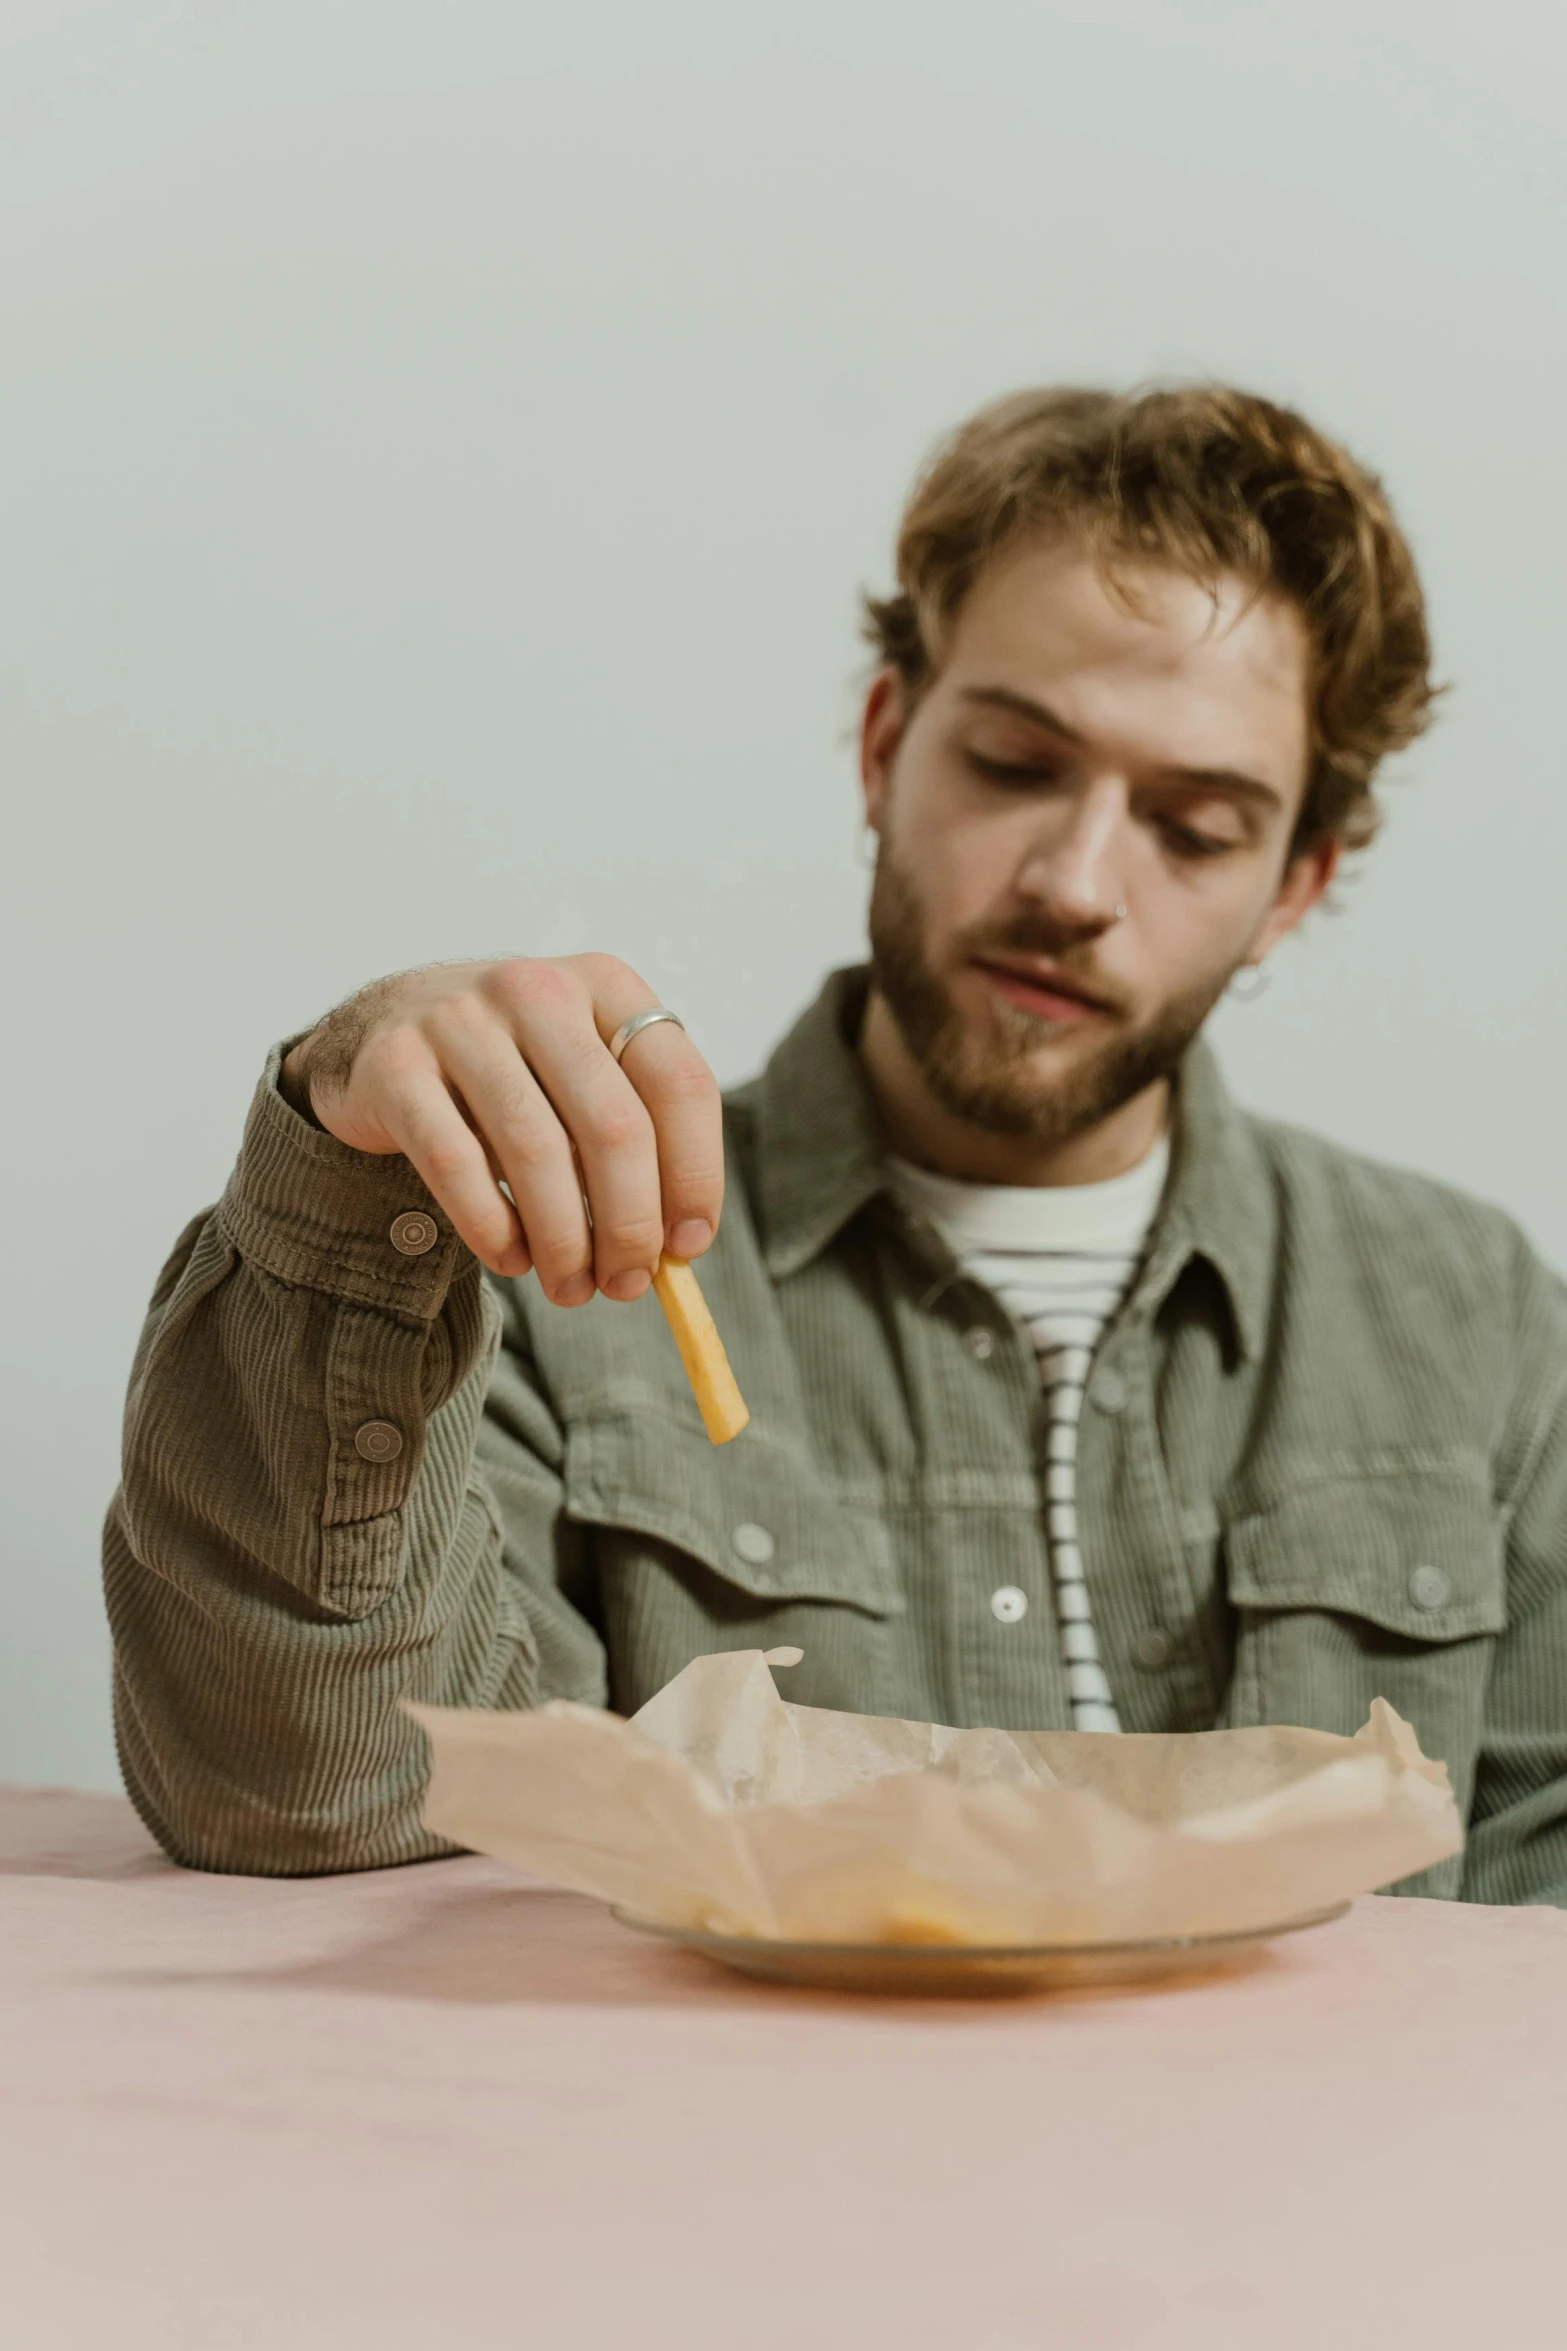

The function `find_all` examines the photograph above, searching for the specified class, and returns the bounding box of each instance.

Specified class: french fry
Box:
[652,1253,750,1444]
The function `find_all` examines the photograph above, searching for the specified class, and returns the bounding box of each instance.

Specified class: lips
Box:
[970,955,1117,1023]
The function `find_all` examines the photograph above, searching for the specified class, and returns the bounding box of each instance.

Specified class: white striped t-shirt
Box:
[888,1136,1171,1732]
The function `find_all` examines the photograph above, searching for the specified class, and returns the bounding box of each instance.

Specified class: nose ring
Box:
[1113,904,1128,922]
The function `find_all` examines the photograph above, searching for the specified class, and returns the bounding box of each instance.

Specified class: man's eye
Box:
[1160,819,1237,860]
[966,751,1060,787]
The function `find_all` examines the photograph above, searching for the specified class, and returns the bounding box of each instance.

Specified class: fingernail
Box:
[668,1219,713,1258]
[556,1272,595,1307]
[604,1267,651,1303]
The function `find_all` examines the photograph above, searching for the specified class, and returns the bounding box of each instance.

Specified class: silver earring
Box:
[1228,962,1271,1002]
[857,826,879,871]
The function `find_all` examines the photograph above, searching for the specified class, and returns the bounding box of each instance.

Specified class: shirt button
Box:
[354,1421,404,1464]
[732,1521,776,1567]
[990,1585,1029,1624]
[964,1326,996,1361]
[389,1211,439,1256]
[1132,1626,1173,1671]
[1091,1368,1127,1414]
[1408,1563,1449,1611]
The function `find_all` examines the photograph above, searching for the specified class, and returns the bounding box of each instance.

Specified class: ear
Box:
[859,669,906,831]
[1249,836,1340,961]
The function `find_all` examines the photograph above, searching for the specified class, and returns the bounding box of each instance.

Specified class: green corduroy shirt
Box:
[106,969,1567,1900]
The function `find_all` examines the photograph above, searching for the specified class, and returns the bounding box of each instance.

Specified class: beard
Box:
[867,841,1230,1148]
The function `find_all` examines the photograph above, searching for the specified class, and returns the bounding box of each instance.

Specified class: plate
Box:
[611,1901,1352,1996]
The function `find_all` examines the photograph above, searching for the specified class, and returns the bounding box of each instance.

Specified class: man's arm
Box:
[105,950,725,1873]
[1462,1238,1567,1907]
[104,1049,601,1875]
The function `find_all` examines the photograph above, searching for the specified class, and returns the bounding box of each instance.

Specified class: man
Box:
[106,385,1567,1903]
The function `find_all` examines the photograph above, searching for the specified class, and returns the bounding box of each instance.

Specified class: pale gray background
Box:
[3,0,1563,1791]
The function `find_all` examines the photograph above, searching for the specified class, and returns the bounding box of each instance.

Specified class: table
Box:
[4,1787,1566,2350]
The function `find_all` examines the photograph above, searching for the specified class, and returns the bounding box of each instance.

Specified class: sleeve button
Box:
[963,1326,996,1361]
[1131,1626,1173,1671]
[390,1212,439,1256]
[1091,1368,1127,1413]
[354,1421,404,1463]
[1408,1563,1449,1611]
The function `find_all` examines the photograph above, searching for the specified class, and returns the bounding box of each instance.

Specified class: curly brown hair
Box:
[862,384,1439,854]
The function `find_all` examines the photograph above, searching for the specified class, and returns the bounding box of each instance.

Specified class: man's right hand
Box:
[280,956,724,1304]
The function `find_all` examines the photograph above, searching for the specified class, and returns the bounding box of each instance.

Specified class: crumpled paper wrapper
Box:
[406,1648,1464,1945]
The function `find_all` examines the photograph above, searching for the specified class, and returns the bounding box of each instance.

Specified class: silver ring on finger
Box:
[608,1007,685,1063]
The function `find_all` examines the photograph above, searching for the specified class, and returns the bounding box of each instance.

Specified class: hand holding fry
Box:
[279,954,725,1304]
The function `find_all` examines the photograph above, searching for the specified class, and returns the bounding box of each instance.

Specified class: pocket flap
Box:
[564,1412,905,1618]
[1224,1468,1505,1642]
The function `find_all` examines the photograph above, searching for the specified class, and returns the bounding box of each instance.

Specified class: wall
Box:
[3,0,1564,1787]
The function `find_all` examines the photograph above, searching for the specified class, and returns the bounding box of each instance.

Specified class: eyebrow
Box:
[957,684,1286,810]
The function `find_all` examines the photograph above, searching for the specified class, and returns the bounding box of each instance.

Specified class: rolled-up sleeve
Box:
[104,1045,604,1876]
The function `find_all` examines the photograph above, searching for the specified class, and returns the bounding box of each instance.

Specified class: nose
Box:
[1014,776,1128,933]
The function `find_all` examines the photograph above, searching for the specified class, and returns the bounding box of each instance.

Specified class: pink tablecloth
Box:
[3,1787,1566,2351]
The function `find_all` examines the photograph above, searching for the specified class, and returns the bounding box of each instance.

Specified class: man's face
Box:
[861,533,1331,1147]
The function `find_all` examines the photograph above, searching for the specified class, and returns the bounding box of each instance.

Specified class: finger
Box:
[379,1069,530,1278]
[564,954,724,1257]
[518,1029,664,1300]
[483,985,662,1302]
[604,1019,724,1260]
[449,1091,535,1283]
[432,1015,599,1307]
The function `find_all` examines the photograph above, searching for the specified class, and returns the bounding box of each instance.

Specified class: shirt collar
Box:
[749,968,888,1282]
[748,964,1272,1363]
[1144,1032,1273,1366]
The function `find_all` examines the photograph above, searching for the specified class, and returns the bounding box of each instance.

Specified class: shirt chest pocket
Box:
[563,1413,906,1715]
[1221,1465,1505,1835]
